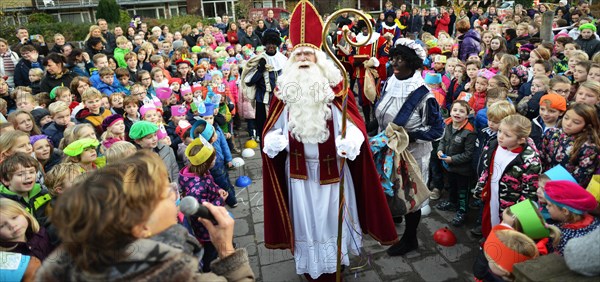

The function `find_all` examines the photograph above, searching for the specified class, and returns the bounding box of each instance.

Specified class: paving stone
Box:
[372,254,413,278]
[261,260,302,282]
[436,243,472,263]
[230,202,252,219]
[412,255,459,282]
[248,256,261,281]
[252,207,265,223]
[343,269,382,281]
[257,242,295,265]
[235,235,258,256]
[248,191,264,208]
[234,217,251,237]
[255,222,264,243]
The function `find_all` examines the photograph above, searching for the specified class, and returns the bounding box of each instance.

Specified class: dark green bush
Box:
[28,13,56,24]
[0,15,214,45]
[96,0,121,23]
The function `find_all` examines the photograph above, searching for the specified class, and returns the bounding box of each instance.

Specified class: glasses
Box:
[552,89,570,94]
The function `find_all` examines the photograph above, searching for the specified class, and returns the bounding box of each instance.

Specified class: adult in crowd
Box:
[40,53,77,93]
[261,2,397,280]
[423,8,437,35]
[226,22,240,45]
[84,25,107,56]
[97,19,116,54]
[0,38,19,88]
[434,7,451,37]
[238,25,261,48]
[35,150,255,281]
[254,19,268,42]
[456,19,481,61]
[375,38,444,256]
[11,27,49,57]
[408,7,423,38]
[265,10,279,28]
[181,24,198,48]
[65,49,92,77]
[13,45,43,87]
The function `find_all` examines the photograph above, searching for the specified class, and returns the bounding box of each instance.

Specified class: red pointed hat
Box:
[289,0,324,50]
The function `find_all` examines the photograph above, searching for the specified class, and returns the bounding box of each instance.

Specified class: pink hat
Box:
[544,180,598,214]
[180,83,192,95]
[477,69,495,80]
[155,87,173,100]
[157,124,168,140]
[140,104,158,118]
[171,105,188,117]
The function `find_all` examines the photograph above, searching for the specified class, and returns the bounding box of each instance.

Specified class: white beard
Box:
[278,55,339,144]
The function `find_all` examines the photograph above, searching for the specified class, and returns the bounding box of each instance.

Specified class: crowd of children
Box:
[1,1,600,280]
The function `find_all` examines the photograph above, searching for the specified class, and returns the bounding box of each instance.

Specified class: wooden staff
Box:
[321,9,374,282]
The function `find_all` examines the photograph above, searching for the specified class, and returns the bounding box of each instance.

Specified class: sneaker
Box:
[435,201,457,211]
[451,211,467,227]
[470,225,483,237]
[430,188,441,200]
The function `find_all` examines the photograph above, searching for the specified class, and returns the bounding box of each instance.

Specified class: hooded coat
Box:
[458,29,481,61]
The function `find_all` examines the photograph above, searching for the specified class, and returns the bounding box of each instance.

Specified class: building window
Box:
[170,7,178,17]
[179,6,186,15]
[202,0,234,18]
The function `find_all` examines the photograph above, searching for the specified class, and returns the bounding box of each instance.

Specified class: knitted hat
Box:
[185,136,215,166]
[168,78,182,85]
[63,138,99,157]
[30,108,51,126]
[519,43,535,52]
[539,93,567,112]
[29,134,52,147]
[171,105,188,117]
[172,40,184,50]
[200,103,216,117]
[101,114,124,131]
[424,73,442,84]
[543,165,577,183]
[544,180,598,214]
[175,120,192,140]
[428,46,442,55]
[579,23,597,32]
[140,104,158,118]
[510,65,529,80]
[191,119,215,141]
[191,84,203,94]
[129,121,159,140]
[155,87,172,100]
[191,45,202,53]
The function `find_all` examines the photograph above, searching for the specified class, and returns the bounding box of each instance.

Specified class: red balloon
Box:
[433,227,457,247]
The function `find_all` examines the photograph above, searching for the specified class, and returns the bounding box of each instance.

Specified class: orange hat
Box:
[539,93,567,111]
[484,225,538,273]
[289,0,324,51]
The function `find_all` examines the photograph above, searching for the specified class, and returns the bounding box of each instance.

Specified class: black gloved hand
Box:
[258,58,267,72]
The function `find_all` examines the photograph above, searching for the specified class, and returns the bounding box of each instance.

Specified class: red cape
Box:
[261,82,398,251]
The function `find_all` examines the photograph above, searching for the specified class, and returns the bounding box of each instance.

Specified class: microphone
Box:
[180,196,217,224]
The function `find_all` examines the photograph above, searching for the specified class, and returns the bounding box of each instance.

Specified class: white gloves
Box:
[263,129,288,158]
[335,136,360,161]
[363,57,380,68]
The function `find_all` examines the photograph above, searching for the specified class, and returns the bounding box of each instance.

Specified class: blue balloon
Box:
[235,175,252,187]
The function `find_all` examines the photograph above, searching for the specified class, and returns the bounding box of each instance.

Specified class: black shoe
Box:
[470,225,482,236]
[451,211,467,227]
[393,216,403,224]
[435,201,458,211]
[386,238,418,256]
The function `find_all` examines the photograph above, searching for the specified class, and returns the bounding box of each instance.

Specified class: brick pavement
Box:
[228,133,482,282]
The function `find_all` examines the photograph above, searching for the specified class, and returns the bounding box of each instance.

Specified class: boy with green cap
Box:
[129,121,179,183]
[575,23,600,58]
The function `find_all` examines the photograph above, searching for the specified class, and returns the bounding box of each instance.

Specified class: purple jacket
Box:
[458,29,481,61]
[0,227,53,261]
[178,167,225,242]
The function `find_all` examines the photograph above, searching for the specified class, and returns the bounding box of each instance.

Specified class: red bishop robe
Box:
[261,81,398,251]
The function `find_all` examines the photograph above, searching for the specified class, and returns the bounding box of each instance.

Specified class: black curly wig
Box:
[389,44,423,71]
